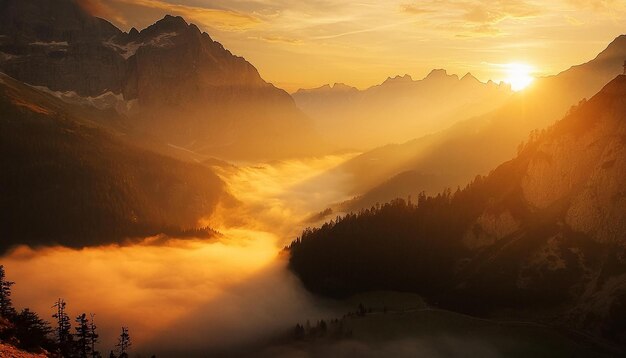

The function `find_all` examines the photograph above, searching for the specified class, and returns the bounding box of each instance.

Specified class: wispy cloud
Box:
[76,0,129,25]
[401,0,541,37]
[97,0,626,90]
[254,35,302,44]
[400,4,436,15]
[566,0,626,11]
[111,0,262,31]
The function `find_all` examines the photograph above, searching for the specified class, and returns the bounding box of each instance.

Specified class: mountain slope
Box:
[0,73,228,252]
[333,34,626,210]
[289,76,626,345]
[0,0,325,160]
[293,70,511,150]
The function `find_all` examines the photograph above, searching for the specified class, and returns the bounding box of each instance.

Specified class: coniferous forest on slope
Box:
[289,77,626,343]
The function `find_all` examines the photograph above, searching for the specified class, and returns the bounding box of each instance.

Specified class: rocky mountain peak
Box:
[595,34,626,62]
[596,74,626,96]
[383,74,414,85]
[150,15,189,33]
[460,72,479,83]
[332,83,358,91]
[425,68,449,80]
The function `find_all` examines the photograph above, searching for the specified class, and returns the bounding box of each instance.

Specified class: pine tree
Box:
[13,308,55,352]
[75,313,90,358]
[89,313,100,358]
[52,298,73,356]
[115,327,131,358]
[0,265,16,318]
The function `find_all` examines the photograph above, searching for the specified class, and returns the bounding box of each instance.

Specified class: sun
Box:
[503,63,534,91]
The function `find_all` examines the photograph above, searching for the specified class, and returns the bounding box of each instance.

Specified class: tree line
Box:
[0,265,138,357]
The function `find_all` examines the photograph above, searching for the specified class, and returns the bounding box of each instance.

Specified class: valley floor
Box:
[262,291,616,358]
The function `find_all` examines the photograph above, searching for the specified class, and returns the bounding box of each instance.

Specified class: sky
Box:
[80,0,626,91]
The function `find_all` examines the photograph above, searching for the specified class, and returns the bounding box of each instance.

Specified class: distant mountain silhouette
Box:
[293,70,511,150]
[0,0,326,160]
[334,34,626,210]
[289,75,626,346]
[0,73,228,252]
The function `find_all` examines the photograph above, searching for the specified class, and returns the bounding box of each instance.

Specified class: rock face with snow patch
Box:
[0,0,324,160]
[0,0,125,96]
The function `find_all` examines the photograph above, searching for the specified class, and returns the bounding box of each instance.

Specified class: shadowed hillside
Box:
[0,73,228,252]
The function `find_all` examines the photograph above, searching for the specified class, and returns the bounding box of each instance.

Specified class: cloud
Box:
[401,0,541,36]
[1,155,355,356]
[462,0,540,23]
[566,0,625,11]
[112,0,262,31]
[255,35,303,44]
[76,0,129,25]
[400,4,435,15]
[3,235,334,356]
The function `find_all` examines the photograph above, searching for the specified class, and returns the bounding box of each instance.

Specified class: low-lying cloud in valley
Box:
[1,155,356,357]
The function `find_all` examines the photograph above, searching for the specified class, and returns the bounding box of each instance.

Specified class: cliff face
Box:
[0,0,323,160]
[119,16,268,104]
[456,76,626,339]
[473,76,626,246]
[0,0,125,96]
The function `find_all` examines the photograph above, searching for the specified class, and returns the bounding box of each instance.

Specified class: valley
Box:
[2,0,626,357]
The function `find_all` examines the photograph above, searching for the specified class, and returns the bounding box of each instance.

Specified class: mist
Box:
[1,154,357,357]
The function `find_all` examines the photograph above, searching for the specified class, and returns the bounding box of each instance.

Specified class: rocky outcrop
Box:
[518,77,626,243]
[458,76,626,339]
[0,0,125,96]
[463,210,521,249]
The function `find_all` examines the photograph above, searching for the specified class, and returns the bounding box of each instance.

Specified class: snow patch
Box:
[104,32,179,59]
[103,40,142,60]
[30,41,69,47]
[32,86,136,115]
[148,32,179,48]
[0,52,18,61]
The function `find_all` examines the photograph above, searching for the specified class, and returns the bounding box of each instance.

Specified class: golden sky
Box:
[82,0,626,91]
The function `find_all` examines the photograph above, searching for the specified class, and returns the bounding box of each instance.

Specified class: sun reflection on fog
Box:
[2,154,357,355]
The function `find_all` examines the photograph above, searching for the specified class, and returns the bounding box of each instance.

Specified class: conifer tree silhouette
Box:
[89,313,101,358]
[0,265,15,318]
[75,313,91,358]
[52,298,74,356]
[116,327,131,358]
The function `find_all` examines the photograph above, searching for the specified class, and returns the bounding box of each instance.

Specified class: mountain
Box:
[0,73,229,253]
[0,0,325,160]
[331,34,626,211]
[292,70,512,150]
[288,75,626,346]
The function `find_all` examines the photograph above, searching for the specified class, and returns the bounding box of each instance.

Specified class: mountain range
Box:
[293,70,512,150]
[328,33,626,212]
[0,0,324,160]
